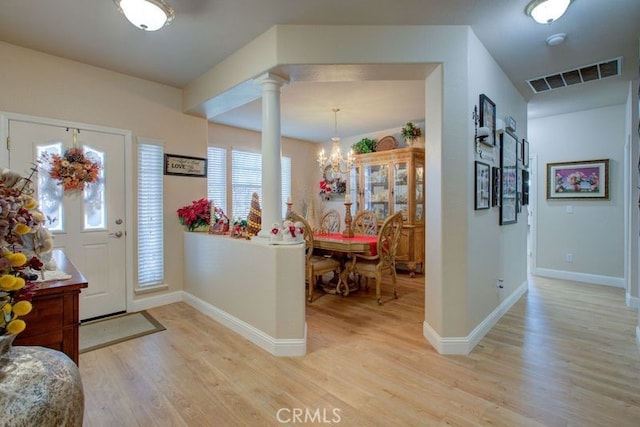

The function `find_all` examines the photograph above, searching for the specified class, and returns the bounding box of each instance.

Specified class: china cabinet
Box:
[350,147,425,275]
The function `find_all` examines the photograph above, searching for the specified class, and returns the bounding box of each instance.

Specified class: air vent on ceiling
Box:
[527,57,622,94]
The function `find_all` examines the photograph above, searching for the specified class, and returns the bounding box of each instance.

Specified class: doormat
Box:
[79,310,165,353]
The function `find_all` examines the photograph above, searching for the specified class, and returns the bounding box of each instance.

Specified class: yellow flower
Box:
[0,274,17,290]
[1,302,11,315]
[23,197,38,210]
[12,300,32,316]
[9,277,25,291]
[6,319,26,334]
[6,252,27,267]
[14,223,31,235]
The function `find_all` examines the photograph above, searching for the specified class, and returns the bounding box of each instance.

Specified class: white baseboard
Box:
[532,268,624,288]
[183,292,306,357]
[637,326,640,354]
[423,280,528,355]
[627,292,639,309]
[129,291,183,312]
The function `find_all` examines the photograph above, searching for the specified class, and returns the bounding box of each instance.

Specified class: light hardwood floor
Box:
[80,274,640,426]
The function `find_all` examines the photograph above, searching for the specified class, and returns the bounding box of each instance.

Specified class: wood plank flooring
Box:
[80,274,640,426]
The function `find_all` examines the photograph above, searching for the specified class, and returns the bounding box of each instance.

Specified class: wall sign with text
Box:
[164,154,207,177]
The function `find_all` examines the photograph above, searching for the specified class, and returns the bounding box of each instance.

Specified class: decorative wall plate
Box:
[376,135,397,151]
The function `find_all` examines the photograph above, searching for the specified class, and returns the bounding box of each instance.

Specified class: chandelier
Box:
[114,0,175,31]
[317,108,354,174]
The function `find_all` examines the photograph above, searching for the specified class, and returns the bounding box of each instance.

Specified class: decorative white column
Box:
[254,72,289,237]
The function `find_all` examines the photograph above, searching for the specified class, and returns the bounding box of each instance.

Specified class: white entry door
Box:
[8,118,127,321]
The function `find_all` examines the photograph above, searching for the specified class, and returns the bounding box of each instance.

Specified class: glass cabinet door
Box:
[350,166,360,212]
[363,164,389,221]
[393,161,409,221]
[415,162,424,222]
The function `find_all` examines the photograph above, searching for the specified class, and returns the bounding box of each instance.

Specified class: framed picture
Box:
[522,169,530,205]
[479,94,496,146]
[500,131,518,225]
[492,166,501,207]
[474,161,490,210]
[522,139,529,168]
[546,158,610,200]
[164,154,207,177]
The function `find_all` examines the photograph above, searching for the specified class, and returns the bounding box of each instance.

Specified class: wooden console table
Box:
[14,250,88,365]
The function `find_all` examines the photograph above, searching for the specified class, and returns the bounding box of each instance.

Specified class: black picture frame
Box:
[474,161,490,210]
[500,130,518,225]
[522,169,530,206]
[164,154,207,177]
[479,94,496,147]
[492,166,501,207]
[522,139,529,168]
[546,158,609,200]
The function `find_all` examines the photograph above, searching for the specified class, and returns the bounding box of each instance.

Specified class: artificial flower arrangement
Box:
[41,147,101,192]
[177,198,211,231]
[0,168,50,338]
[401,122,422,140]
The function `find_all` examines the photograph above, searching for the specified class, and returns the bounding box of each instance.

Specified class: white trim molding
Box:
[533,268,625,288]
[423,280,529,355]
[627,292,639,309]
[129,291,183,312]
[183,292,306,357]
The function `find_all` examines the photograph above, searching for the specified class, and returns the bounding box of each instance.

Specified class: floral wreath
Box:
[42,147,101,192]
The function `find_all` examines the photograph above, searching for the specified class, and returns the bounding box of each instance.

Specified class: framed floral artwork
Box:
[546,159,609,200]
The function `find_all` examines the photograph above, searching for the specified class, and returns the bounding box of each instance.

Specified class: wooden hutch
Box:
[351,146,425,276]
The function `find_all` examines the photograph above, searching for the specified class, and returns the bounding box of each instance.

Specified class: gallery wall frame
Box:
[546,158,609,200]
[492,166,501,207]
[500,130,518,225]
[474,161,490,210]
[164,154,207,177]
[479,94,496,147]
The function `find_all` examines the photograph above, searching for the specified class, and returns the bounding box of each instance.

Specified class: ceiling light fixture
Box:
[114,0,175,31]
[317,108,354,174]
[545,33,567,46]
[525,0,571,24]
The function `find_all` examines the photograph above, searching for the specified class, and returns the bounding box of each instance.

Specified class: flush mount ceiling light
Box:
[114,0,175,31]
[545,33,567,46]
[525,0,572,24]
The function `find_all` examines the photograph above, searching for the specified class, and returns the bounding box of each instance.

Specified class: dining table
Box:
[313,232,378,296]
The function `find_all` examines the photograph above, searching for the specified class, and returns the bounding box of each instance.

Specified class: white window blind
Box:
[137,141,164,287]
[230,150,291,220]
[207,147,227,214]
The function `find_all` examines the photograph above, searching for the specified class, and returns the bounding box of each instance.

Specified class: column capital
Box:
[253,72,289,87]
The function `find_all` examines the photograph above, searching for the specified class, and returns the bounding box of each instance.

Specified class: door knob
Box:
[109,231,123,238]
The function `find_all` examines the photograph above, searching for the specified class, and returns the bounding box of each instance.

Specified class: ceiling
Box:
[1,0,638,143]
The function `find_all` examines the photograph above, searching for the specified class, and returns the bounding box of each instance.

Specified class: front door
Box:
[8,118,127,320]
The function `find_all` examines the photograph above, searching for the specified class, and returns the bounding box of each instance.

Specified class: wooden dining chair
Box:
[349,211,403,305]
[352,210,377,236]
[320,209,341,233]
[287,211,341,302]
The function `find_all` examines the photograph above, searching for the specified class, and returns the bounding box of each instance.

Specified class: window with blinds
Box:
[137,140,164,287]
[208,148,291,220]
[207,147,227,214]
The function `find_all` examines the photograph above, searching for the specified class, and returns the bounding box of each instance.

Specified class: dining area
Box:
[287,201,405,305]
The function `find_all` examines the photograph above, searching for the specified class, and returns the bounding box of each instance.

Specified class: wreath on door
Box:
[41,147,100,192]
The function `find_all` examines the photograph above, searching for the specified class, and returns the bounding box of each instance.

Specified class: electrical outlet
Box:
[566,253,573,263]
[496,279,504,289]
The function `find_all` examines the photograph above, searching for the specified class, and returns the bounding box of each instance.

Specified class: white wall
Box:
[529,105,626,287]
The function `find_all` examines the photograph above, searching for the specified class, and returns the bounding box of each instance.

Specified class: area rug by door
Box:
[79,311,165,353]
